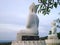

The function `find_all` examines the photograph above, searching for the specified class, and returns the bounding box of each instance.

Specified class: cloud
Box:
[0,23,26,40]
[0,31,16,40]
[38,26,50,37]
[0,23,26,32]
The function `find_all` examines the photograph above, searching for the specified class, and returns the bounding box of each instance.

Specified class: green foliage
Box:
[57,32,60,39]
[36,0,60,15]
[54,2,57,8]
[49,31,52,35]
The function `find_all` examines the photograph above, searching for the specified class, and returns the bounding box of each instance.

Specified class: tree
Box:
[36,0,60,15]
[49,30,52,35]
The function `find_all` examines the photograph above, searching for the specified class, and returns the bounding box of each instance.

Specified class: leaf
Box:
[40,5,42,9]
[42,10,46,15]
[59,2,60,5]
[35,5,39,13]
[38,0,42,3]
[50,5,53,9]
[43,0,47,3]
[38,10,40,14]
[54,2,57,8]
[35,5,39,8]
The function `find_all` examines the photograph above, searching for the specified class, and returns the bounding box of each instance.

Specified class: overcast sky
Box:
[0,0,60,41]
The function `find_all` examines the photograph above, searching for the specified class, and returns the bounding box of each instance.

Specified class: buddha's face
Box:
[51,21,56,27]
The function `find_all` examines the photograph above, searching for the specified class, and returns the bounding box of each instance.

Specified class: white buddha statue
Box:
[50,20,57,34]
[26,3,39,35]
[48,20,58,39]
[17,3,39,40]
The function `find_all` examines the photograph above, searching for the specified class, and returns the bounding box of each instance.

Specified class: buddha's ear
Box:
[26,25,31,28]
[32,9,33,12]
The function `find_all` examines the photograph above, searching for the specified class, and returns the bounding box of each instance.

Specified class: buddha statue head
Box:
[51,20,56,27]
[29,2,36,14]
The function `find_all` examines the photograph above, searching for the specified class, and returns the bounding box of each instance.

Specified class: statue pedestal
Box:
[48,34,58,39]
[22,36,39,41]
[45,39,60,45]
[45,34,60,45]
[11,40,46,45]
[16,29,38,41]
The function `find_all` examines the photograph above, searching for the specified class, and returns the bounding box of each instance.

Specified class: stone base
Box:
[17,32,38,41]
[17,35,39,41]
[48,34,58,39]
[45,39,60,45]
[17,29,38,41]
[11,40,46,45]
[22,36,39,41]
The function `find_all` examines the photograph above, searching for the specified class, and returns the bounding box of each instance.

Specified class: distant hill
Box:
[0,40,12,43]
[0,42,11,45]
